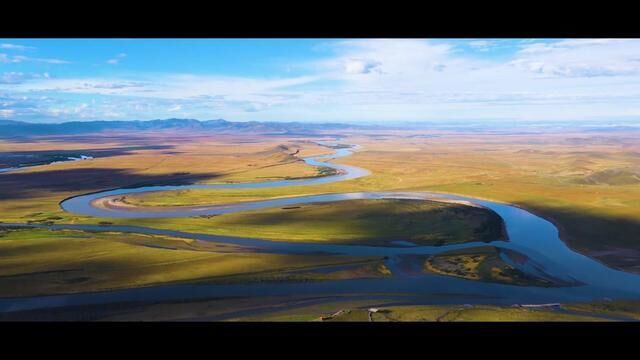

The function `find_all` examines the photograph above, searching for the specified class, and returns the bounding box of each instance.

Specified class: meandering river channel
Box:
[2,141,640,314]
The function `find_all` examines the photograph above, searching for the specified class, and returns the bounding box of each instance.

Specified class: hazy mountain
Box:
[0,118,373,138]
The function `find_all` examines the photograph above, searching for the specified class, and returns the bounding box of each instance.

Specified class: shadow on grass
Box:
[518,201,640,272]
[213,199,506,244]
[0,145,176,168]
[0,167,221,200]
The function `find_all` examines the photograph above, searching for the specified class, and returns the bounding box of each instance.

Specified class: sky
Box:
[2,38,640,124]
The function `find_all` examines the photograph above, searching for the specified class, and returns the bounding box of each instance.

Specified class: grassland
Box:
[6,294,637,321]
[424,246,557,286]
[230,300,640,322]
[338,131,640,272]
[102,129,640,271]
[122,298,617,321]
[118,188,313,207]
[203,259,392,285]
[0,125,640,306]
[102,199,503,246]
[562,300,640,320]
[0,134,334,226]
[309,305,604,322]
[0,227,380,297]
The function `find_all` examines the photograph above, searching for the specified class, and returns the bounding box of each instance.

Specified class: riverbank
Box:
[55,140,640,302]
[84,196,507,245]
[3,293,639,321]
[3,132,640,321]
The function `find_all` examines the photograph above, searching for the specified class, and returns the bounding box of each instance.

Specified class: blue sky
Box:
[2,38,640,123]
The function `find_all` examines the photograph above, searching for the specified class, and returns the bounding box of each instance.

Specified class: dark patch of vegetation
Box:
[317,166,339,177]
[0,167,221,200]
[283,166,338,180]
[208,199,506,245]
[425,246,562,287]
[0,145,174,168]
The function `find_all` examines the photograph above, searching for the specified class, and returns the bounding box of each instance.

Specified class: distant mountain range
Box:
[2,119,637,138]
[0,119,373,138]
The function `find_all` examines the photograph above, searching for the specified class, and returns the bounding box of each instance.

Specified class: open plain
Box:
[2,124,640,321]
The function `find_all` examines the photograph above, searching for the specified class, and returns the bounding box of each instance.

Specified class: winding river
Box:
[2,141,640,314]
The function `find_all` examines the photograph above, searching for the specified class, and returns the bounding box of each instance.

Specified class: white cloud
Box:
[106,53,127,65]
[0,109,15,118]
[0,72,51,84]
[343,59,382,74]
[38,58,69,64]
[0,53,68,64]
[5,39,640,123]
[315,39,453,79]
[512,39,640,77]
[6,74,318,101]
[0,53,22,63]
[0,43,33,50]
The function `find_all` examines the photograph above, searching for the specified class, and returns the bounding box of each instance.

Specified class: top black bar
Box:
[2,3,639,39]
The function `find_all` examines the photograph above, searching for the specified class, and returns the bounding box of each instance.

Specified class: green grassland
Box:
[0,227,380,297]
[119,187,318,207]
[197,260,392,286]
[105,199,505,246]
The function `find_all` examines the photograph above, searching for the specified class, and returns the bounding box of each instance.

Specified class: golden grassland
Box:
[0,227,378,297]
[2,129,640,319]
[1,129,640,273]
[0,134,334,225]
[6,134,332,183]
[339,131,640,272]
[90,129,640,271]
